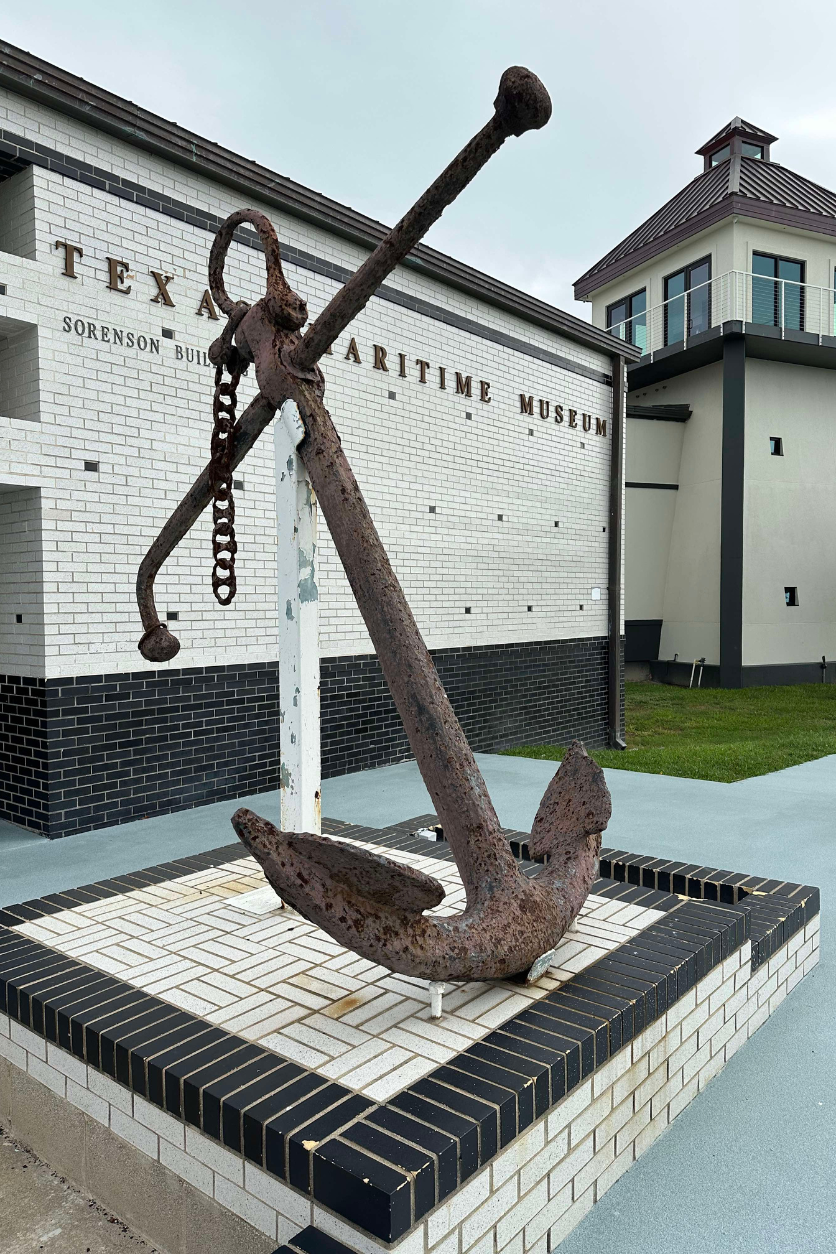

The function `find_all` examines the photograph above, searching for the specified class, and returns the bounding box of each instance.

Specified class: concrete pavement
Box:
[0,1124,157,1253]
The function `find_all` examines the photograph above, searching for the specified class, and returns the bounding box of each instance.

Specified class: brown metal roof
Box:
[575,152,836,300]
[0,40,637,363]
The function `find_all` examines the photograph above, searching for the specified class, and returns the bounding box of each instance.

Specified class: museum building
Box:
[0,44,636,839]
[576,117,836,687]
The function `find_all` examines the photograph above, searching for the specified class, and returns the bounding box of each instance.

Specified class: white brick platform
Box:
[0,918,819,1252]
[0,823,821,1252]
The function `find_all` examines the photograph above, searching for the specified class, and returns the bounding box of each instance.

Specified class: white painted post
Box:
[274,400,321,835]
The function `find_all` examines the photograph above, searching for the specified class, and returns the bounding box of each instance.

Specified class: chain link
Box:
[210,363,241,605]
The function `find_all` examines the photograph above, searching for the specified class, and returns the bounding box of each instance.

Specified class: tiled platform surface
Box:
[0,816,821,1254]
[5,825,668,1104]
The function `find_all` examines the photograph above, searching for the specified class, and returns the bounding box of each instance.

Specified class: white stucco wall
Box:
[581,157,836,675]
[628,364,723,664]
[624,419,684,622]
[625,418,685,484]
[743,358,836,666]
[587,222,736,338]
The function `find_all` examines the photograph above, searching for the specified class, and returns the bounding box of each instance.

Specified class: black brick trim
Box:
[321,636,610,779]
[599,849,819,919]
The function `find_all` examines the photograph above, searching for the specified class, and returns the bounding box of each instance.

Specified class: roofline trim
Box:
[626,403,691,421]
[0,41,639,363]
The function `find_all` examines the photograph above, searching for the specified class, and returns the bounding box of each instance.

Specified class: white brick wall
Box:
[0,82,617,679]
[0,483,44,670]
[0,323,39,422]
[0,915,820,1253]
[0,164,36,259]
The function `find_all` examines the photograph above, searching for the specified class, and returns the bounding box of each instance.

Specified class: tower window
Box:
[785,587,798,607]
[607,288,647,352]
[664,256,711,344]
[770,437,783,456]
[710,144,731,166]
[742,142,764,159]
[753,252,805,331]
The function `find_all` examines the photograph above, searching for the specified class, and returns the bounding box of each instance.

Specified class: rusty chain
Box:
[209,362,241,604]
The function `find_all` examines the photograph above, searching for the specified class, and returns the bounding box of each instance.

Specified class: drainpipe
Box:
[607,353,627,749]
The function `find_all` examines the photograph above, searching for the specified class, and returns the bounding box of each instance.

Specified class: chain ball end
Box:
[138,624,181,663]
[494,67,552,136]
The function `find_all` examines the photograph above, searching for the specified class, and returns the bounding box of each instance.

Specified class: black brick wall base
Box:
[1,636,610,839]
[321,636,609,776]
[0,664,279,840]
[0,674,48,831]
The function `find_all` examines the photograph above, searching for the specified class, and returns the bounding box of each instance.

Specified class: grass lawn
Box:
[502,682,836,782]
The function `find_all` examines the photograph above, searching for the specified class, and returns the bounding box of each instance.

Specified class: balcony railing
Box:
[606,270,836,359]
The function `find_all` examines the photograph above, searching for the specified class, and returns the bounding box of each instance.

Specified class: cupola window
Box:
[696,118,777,171]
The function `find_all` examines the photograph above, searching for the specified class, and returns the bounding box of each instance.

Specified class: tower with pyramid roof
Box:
[576,120,836,687]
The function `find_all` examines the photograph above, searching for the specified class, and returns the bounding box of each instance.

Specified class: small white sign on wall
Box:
[592,587,601,601]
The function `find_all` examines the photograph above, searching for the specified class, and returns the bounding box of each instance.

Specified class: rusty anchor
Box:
[135,67,612,983]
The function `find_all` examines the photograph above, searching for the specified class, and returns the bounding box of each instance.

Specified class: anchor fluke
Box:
[528,741,612,861]
[232,809,446,915]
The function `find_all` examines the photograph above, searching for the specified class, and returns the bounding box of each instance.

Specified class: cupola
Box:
[696,118,778,171]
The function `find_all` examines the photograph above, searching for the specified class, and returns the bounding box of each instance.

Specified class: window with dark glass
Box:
[710,144,731,166]
[752,252,805,330]
[741,142,764,159]
[770,437,783,456]
[664,257,711,344]
[606,288,647,353]
[785,587,799,607]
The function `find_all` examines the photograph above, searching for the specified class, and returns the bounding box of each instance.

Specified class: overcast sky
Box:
[5,1,836,319]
